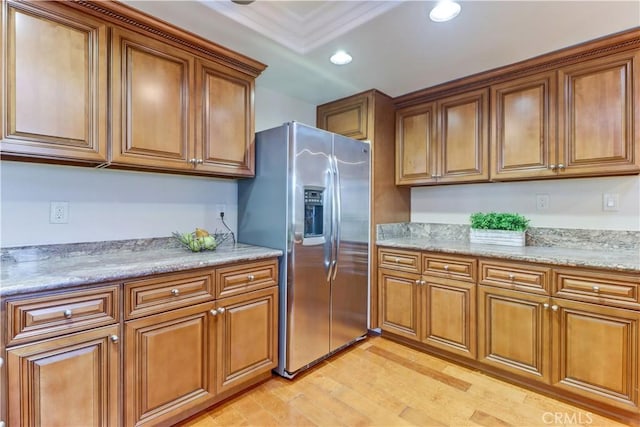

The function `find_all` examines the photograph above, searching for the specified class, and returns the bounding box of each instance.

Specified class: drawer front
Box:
[6,285,119,346]
[216,259,278,298]
[479,260,550,294]
[554,268,640,309]
[378,248,420,273]
[423,253,476,282]
[125,270,214,319]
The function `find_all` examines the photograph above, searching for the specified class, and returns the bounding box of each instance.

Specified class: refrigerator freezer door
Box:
[286,123,334,373]
[330,135,370,352]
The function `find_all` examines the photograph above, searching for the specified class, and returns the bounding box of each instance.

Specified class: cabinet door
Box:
[395,103,437,185]
[378,268,421,340]
[215,287,278,394]
[195,58,255,177]
[491,72,557,180]
[478,285,550,383]
[124,302,215,426]
[6,325,120,427]
[558,50,640,176]
[317,94,369,140]
[552,298,639,412]
[436,88,489,183]
[422,278,476,359]
[1,1,107,162]
[111,27,193,170]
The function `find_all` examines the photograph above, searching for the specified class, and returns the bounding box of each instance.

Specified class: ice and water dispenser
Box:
[304,188,324,240]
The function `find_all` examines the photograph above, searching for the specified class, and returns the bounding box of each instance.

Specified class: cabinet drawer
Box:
[216,259,278,298]
[125,269,214,319]
[479,260,550,294]
[6,285,119,346]
[553,268,640,309]
[423,253,476,282]
[378,248,421,273]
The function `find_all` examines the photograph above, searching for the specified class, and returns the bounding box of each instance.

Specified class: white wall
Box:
[0,84,315,247]
[411,175,640,231]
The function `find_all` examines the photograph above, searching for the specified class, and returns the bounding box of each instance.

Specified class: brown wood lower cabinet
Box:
[379,246,640,423]
[478,285,551,382]
[552,298,639,412]
[125,301,216,426]
[378,249,477,359]
[6,325,121,427]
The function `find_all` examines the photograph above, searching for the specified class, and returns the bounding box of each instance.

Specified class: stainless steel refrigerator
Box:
[238,122,370,378]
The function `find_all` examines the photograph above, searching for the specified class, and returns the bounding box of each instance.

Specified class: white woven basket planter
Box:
[470,229,526,247]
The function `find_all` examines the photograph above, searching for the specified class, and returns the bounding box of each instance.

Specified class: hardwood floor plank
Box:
[470,409,513,427]
[366,346,472,391]
[178,337,628,427]
[399,406,449,427]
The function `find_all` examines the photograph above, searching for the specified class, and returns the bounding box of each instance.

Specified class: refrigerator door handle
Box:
[332,154,341,281]
[325,168,334,282]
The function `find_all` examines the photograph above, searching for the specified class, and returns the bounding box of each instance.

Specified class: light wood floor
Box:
[178,336,628,427]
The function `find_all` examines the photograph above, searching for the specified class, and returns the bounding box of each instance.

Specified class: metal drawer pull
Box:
[110,335,119,343]
[551,305,559,312]
[592,286,600,292]
[171,289,180,296]
[247,274,255,281]
[64,309,73,319]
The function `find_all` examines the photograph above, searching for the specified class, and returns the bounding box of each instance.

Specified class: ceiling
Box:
[123,1,640,106]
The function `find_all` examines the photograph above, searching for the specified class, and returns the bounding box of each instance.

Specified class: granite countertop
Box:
[377,238,640,273]
[1,242,283,297]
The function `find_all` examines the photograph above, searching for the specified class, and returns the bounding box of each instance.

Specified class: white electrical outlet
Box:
[536,194,549,210]
[50,201,69,224]
[603,193,619,212]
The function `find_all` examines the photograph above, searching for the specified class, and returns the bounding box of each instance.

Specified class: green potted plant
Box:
[469,212,530,246]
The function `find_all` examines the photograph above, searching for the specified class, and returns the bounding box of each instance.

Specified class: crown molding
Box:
[200,0,403,54]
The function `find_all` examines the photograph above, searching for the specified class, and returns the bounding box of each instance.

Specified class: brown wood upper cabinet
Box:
[110,27,256,177]
[1,0,263,178]
[0,1,108,163]
[396,88,489,185]
[492,50,640,180]
[317,94,369,140]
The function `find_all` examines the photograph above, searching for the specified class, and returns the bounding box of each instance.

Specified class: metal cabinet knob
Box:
[415,279,421,285]
[110,335,119,343]
[508,274,515,280]
[421,280,426,286]
[558,164,565,170]
[592,286,600,292]
[543,303,550,309]
[549,164,556,170]
[189,158,197,164]
[217,307,226,314]
[395,258,400,263]
[551,305,559,312]
[443,265,449,271]
[247,274,255,282]
[197,159,204,164]
[64,309,73,319]
[171,289,180,296]
[210,309,218,317]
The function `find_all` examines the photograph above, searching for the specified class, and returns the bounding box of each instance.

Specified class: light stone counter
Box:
[377,238,639,273]
[1,239,282,297]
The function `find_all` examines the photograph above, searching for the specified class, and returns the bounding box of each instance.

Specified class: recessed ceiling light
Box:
[330,50,352,65]
[429,0,461,22]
